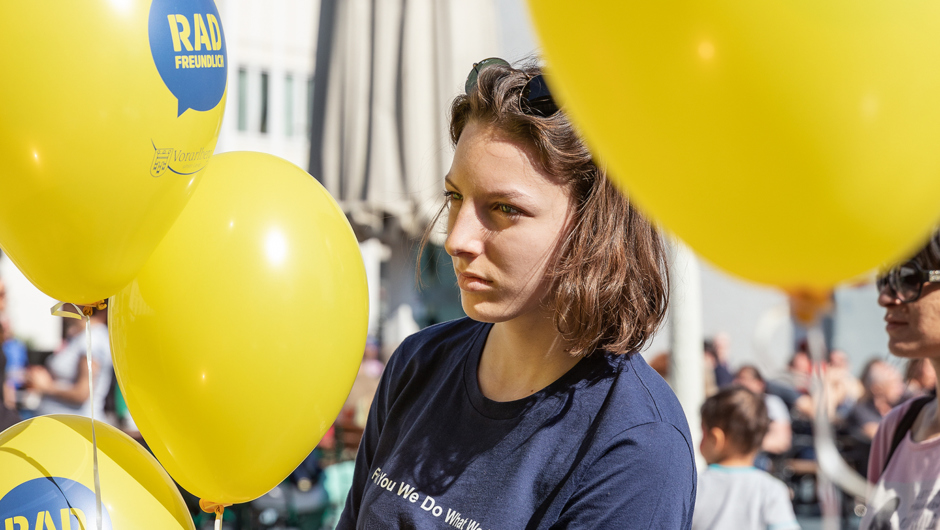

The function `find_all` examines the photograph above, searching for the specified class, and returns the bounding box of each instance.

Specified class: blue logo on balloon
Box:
[149,0,227,116]
[0,477,113,530]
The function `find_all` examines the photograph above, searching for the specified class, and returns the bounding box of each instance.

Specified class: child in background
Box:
[692,386,801,530]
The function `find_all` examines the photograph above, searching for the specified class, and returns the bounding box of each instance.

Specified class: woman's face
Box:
[444,120,574,324]
[879,279,940,359]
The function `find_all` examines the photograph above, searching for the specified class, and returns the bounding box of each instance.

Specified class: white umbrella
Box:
[309,0,499,344]
[310,0,499,235]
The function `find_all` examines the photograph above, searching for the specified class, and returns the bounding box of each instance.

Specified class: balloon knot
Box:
[199,499,230,515]
[81,300,107,317]
[787,288,833,325]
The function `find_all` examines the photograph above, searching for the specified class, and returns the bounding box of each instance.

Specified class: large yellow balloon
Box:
[528,0,940,290]
[109,152,369,504]
[0,415,194,529]
[0,1,227,304]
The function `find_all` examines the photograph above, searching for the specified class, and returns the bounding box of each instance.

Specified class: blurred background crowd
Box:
[0,261,914,530]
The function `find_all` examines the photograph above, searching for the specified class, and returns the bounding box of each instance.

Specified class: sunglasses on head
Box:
[464,57,558,118]
[876,262,940,303]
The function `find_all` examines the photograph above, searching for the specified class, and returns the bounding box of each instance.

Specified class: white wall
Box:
[0,255,62,352]
[215,0,318,168]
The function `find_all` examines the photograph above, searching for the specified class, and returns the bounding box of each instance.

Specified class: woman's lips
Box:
[457,272,491,291]
[885,317,907,332]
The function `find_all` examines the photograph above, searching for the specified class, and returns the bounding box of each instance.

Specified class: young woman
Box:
[862,233,940,529]
[338,59,696,529]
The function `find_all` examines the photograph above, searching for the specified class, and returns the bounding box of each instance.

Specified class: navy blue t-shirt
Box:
[338,318,696,529]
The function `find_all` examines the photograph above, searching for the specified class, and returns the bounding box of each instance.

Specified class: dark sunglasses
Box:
[464,57,559,118]
[876,262,940,303]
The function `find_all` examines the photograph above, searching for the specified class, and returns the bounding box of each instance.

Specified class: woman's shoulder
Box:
[395,316,484,351]
[373,318,489,411]
[580,352,695,460]
[880,395,931,434]
[618,353,691,428]
[867,394,934,483]
[385,318,488,371]
[402,317,483,342]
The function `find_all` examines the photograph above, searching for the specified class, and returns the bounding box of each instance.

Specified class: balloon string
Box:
[85,316,102,530]
[785,291,870,498]
[51,301,105,530]
[215,506,224,530]
[806,322,870,500]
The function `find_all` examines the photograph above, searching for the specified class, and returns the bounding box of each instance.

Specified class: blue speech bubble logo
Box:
[0,477,113,530]
[149,0,227,116]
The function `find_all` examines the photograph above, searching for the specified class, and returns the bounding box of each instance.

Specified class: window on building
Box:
[260,71,269,134]
[284,74,294,137]
[237,68,248,131]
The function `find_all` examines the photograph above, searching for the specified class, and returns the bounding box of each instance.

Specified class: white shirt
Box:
[693,464,800,530]
[36,322,112,421]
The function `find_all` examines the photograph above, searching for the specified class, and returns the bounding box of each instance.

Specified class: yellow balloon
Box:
[0,1,227,304]
[109,152,369,504]
[0,415,194,529]
[528,0,940,290]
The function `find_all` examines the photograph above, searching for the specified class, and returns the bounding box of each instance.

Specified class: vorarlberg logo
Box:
[148,0,227,117]
[0,477,113,530]
[150,140,213,178]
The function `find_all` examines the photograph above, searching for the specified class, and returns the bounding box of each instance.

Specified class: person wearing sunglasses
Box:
[861,233,940,529]
[337,59,696,529]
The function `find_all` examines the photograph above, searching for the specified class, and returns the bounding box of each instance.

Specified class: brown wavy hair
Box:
[421,60,669,356]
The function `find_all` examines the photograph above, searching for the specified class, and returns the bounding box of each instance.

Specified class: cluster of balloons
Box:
[528,0,940,292]
[0,0,368,523]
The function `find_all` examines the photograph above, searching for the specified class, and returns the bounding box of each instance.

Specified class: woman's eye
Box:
[497,203,520,215]
[444,191,463,202]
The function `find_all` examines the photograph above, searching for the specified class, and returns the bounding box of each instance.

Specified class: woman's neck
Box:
[477,311,581,402]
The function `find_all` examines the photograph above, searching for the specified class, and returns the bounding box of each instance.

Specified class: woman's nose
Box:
[444,202,484,258]
[877,283,901,307]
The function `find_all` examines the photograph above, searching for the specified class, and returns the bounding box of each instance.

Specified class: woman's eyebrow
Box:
[486,190,530,201]
[444,176,536,204]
